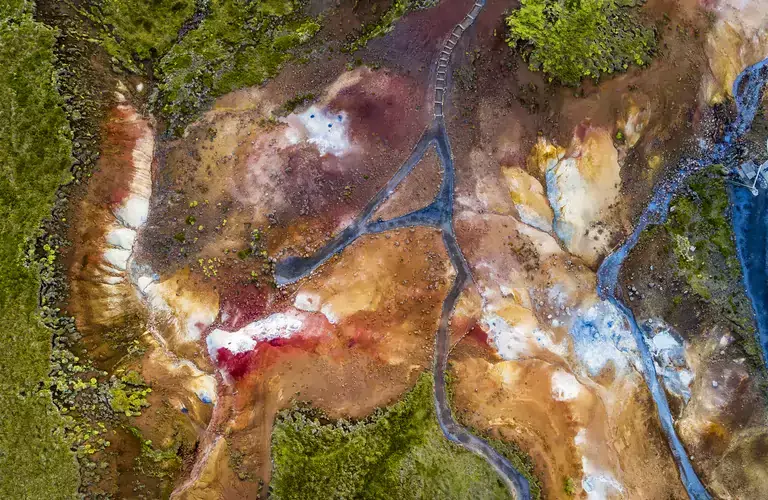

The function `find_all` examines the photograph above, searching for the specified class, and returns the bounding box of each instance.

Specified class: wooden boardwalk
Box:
[433,1,484,117]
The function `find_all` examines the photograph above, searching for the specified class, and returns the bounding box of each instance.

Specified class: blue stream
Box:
[730,186,768,366]
[597,57,768,500]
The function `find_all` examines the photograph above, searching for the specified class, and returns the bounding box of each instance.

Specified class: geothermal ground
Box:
[4,0,768,499]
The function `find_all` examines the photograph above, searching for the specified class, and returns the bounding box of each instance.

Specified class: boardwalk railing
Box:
[434,2,484,117]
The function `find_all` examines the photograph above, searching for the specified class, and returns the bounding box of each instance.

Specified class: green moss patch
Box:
[346,0,438,53]
[107,370,151,417]
[89,0,322,134]
[95,0,197,70]
[664,166,761,361]
[666,166,740,290]
[270,374,515,499]
[638,165,763,367]
[0,6,80,497]
[153,0,320,134]
[506,0,656,86]
[445,370,542,499]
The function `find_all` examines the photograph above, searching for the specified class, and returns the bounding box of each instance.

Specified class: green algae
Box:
[506,0,656,86]
[0,3,80,497]
[270,374,514,499]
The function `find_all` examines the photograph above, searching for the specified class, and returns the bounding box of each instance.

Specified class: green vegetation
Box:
[564,476,576,497]
[444,370,542,499]
[129,427,183,480]
[1,1,157,495]
[467,428,542,500]
[666,166,741,297]
[3,0,319,495]
[154,0,320,134]
[275,92,316,116]
[108,370,152,417]
[1,0,29,18]
[91,0,322,134]
[506,0,656,86]
[95,0,197,71]
[271,374,514,499]
[0,2,80,496]
[347,0,439,52]
[660,166,762,365]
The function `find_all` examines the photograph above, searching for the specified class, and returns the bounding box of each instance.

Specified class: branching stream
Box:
[597,57,768,500]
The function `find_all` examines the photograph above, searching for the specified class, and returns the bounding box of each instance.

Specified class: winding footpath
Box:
[597,57,768,500]
[276,1,531,498]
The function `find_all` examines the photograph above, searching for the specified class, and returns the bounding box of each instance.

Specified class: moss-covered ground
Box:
[346,0,438,53]
[270,373,515,499]
[91,0,321,134]
[2,0,204,495]
[630,166,763,370]
[94,0,197,71]
[154,0,320,134]
[666,166,763,365]
[506,0,657,86]
[445,369,543,499]
[0,1,80,497]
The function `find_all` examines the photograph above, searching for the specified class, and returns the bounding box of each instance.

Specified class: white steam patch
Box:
[113,117,153,229]
[137,275,154,293]
[206,329,257,357]
[574,429,625,500]
[174,359,217,405]
[643,319,695,402]
[115,197,150,229]
[294,291,321,312]
[103,248,131,271]
[105,227,137,250]
[320,303,340,324]
[581,459,625,500]
[206,312,305,361]
[546,157,588,246]
[284,106,351,157]
[551,370,582,401]
[483,313,561,360]
[516,203,553,233]
[293,290,340,324]
[568,300,638,376]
